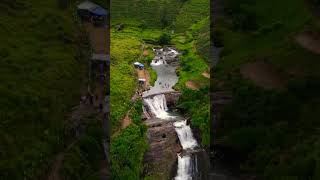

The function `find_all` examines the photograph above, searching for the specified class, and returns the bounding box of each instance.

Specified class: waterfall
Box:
[143,48,204,179]
[174,120,199,179]
[144,94,173,119]
[174,120,198,149]
[175,155,192,180]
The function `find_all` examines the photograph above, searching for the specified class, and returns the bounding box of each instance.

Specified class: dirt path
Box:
[295,30,320,55]
[240,61,285,90]
[186,81,200,90]
[202,71,210,79]
[121,113,132,129]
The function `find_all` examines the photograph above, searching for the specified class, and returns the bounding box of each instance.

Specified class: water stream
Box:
[143,48,207,179]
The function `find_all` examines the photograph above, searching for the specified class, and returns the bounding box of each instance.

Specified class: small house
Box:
[77,1,108,26]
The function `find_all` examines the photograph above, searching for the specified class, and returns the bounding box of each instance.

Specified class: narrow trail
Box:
[121,112,132,129]
[202,71,210,79]
[186,81,200,90]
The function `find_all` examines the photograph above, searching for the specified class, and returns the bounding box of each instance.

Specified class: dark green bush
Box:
[110,124,148,180]
[158,33,172,45]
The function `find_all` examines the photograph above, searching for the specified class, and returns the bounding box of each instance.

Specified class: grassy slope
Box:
[0,0,83,179]
[172,0,210,147]
[111,0,182,28]
[110,31,140,128]
[215,0,320,179]
[60,120,104,180]
[110,26,161,180]
[174,0,210,32]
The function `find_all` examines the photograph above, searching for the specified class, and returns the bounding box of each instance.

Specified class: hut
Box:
[133,62,144,69]
[77,1,108,26]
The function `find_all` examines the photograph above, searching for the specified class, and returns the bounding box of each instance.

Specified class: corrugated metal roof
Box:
[77,1,99,10]
[91,6,108,16]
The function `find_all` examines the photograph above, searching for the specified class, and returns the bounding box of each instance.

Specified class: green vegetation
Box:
[173,0,210,32]
[110,35,140,128]
[158,33,172,45]
[110,27,157,180]
[111,0,183,28]
[110,0,210,178]
[60,120,104,180]
[110,123,148,180]
[178,88,210,146]
[0,0,86,179]
[172,14,210,147]
[215,0,320,179]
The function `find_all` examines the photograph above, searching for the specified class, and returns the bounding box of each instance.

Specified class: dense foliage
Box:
[158,33,172,45]
[110,35,140,128]
[178,88,210,146]
[60,120,104,180]
[215,0,320,179]
[110,124,148,180]
[111,0,183,28]
[0,0,84,179]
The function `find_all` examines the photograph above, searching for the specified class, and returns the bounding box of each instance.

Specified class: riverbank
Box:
[142,48,209,179]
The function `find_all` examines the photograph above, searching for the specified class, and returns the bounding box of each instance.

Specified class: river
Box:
[143,48,208,179]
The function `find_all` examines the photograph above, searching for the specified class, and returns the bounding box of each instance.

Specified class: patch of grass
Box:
[110,124,148,180]
[172,15,210,147]
[110,34,140,129]
[111,0,183,28]
[173,0,210,32]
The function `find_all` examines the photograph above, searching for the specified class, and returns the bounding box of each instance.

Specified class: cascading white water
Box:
[144,48,203,179]
[174,120,198,180]
[175,155,192,180]
[144,94,173,119]
[174,120,198,150]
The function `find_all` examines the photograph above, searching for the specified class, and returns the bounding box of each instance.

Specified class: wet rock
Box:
[165,92,181,107]
[144,122,180,180]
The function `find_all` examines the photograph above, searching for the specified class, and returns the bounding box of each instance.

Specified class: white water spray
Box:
[175,154,192,180]
[174,120,198,150]
[144,94,173,119]
[143,48,202,179]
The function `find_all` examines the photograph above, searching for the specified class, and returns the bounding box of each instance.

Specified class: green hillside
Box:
[0,0,84,179]
[214,0,320,179]
[111,0,183,28]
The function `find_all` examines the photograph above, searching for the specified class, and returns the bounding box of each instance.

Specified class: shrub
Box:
[110,124,148,180]
[158,33,172,45]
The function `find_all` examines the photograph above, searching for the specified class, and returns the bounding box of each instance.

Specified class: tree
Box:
[158,33,171,45]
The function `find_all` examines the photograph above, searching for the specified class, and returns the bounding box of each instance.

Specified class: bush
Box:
[110,124,148,180]
[158,33,171,45]
[60,121,104,180]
